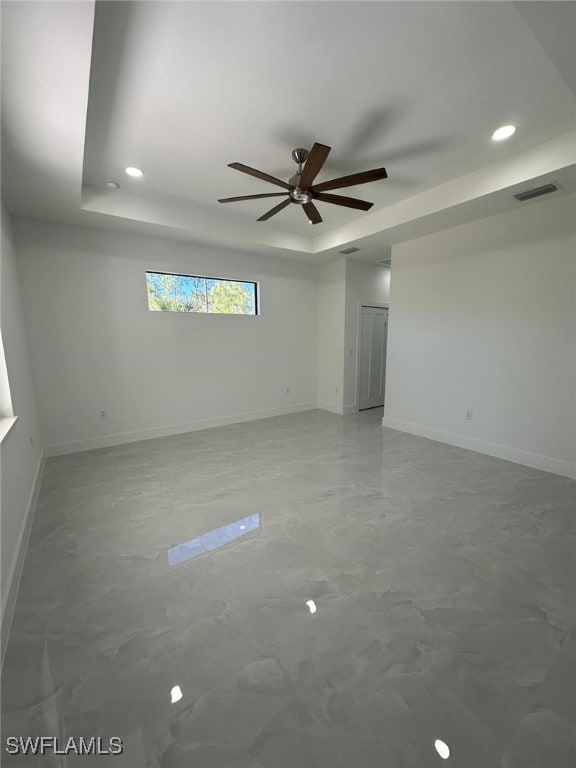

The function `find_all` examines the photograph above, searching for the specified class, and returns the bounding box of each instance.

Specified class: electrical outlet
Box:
[465,409,473,421]
[99,410,106,419]
[286,387,290,394]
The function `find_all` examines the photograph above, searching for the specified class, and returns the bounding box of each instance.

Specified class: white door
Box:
[359,306,388,410]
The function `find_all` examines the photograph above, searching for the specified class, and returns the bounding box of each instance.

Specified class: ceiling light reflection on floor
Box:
[434,739,450,759]
[306,600,317,614]
[170,685,183,703]
[168,513,261,566]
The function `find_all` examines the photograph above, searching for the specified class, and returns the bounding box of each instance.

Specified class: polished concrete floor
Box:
[2,408,575,767]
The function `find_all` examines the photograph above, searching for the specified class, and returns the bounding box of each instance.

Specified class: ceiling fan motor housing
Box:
[289,186,311,204]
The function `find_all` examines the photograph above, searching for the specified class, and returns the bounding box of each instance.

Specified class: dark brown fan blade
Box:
[257,198,291,221]
[312,192,373,211]
[218,193,289,203]
[303,201,322,225]
[228,163,291,190]
[299,143,331,189]
[312,167,388,192]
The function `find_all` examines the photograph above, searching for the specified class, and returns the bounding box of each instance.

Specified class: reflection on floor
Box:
[2,408,575,767]
[168,512,261,567]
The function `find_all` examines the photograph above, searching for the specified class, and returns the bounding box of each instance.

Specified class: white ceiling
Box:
[2,1,575,263]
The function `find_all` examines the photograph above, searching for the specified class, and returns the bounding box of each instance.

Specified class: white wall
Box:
[343,259,390,411]
[0,203,43,652]
[317,258,346,412]
[384,192,576,478]
[14,218,319,454]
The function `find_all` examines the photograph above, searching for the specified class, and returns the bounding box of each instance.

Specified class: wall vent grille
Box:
[514,183,560,202]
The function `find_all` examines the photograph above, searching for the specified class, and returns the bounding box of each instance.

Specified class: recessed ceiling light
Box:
[491,125,516,142]
[125,167,143,178]
[170,685,183,703]
[104,180,119,189]
[434,739,450,760]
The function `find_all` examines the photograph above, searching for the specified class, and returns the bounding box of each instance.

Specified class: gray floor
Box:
[2,408,575,767]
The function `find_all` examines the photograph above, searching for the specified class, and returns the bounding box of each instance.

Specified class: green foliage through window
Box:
[146,272,257,315]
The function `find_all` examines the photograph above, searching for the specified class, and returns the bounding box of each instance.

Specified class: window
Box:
[0,328,17,444]
[146,271,257,315]
[0,329,13,419]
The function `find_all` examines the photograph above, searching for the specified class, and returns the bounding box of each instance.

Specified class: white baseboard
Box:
[1,450,45,666]
[44,402,319,457]
[342,404,358,415]
[317,401,345,415]
[382,417,576,479]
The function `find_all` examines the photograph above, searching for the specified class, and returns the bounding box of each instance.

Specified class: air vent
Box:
[514,183,560,202]
[339,246,360,255]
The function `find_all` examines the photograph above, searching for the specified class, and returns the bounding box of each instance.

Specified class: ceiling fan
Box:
[218,143,388,225]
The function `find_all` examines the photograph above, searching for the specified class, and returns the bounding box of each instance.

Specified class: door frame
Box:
[355,301,389,412]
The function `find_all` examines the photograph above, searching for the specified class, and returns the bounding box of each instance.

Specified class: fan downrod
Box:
[289,148,312,203]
